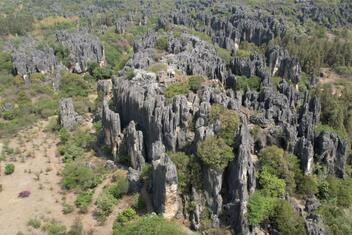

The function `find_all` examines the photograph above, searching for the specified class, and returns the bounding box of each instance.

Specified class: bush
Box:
[197,137,234,171]
[42,220,67,235]
[168,152,190,192]
[297,175,319,196]
[95,190,118,222]
[247,191,276,225]
[62,203,74,214]
[62,162,99,190]
[112,214,186,235]
[75,192,93,213]
[258,167,286,197]
[108,177,129,199]
[188,75,205,92]
[210,104,240,145]
[164,82,189,102]
[147,63,167,73]
[131,193,146,212]
[27,218,41,229]
[67,219,84,235]
[60,72,92,97]
[155,36,168,51]
[235,75,261,91]
[273,200,307,235]
[126,68,135,80]
[4,163,15,175]
[259,146,302,194]
[216,46,232,63]
[114,208,138,228]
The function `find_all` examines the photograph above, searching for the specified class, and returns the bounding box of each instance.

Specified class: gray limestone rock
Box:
[58,98,82,129]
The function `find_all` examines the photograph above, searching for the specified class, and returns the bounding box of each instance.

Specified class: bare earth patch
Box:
[0,119,129,235]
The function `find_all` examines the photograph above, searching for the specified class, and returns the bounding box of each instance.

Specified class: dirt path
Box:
[0,119,129,235]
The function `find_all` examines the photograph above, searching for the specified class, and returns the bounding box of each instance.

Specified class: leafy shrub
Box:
[114,207,138,228]
[67,219,84,235]
[131,193,146,212]
[258,167,286,197]
[75,192,93,213]
[95,190,118,222]
[27,218,41,229]
[60,72,92,97]
[247,191,276,225]
[126,68,135,80]
[147,63,167,73]
[188,75,205,92]
[140,163,152,183]
[62,162,99,190]
[62,203,74,214]
[168,152,190,192]
[235,75,261,91]
[108,177,129,199]
[297,175,319,196]
[42,220,67,235]
[4,163,15,175]
[197,137,233,171]
[317,203,352,235]
[89,63,113,80]
[210,104,240,145]
[216,46,232,63]
[273,200,307,235]
[259,146,302,194]
[155,36,168,51]
[334,66,352,77]
[164,82,189,102]
[112,214,186,235]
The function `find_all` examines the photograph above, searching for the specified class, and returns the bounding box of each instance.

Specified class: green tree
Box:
[210,104,240,145]
[273,200,307,235]
[247,191,276,225]
[258,167,286,197]
[197,137,234,171]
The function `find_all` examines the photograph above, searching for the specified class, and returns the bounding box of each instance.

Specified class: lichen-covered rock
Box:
[58,98,81,129]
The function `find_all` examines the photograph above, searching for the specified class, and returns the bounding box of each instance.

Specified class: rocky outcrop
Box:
[128,32,229,83]
[151,143,179,219]
[95,79,112,121]
[203,167,223,227]
[56,29,104,73]
[112,73,193,159]
[314,131,347,178]
[58,98,82,129]
[8,38,56,77]
[266,47,302,83]
[102,99,122,160]
[225,117,255,234]
[120,121,145,171]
